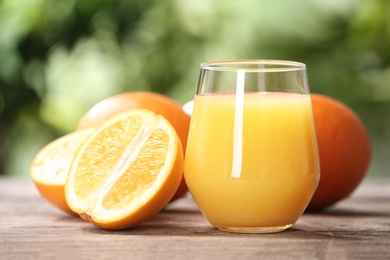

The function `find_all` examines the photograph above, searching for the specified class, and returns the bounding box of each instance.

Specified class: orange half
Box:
[30,129,93,215]
[65,109,183,230]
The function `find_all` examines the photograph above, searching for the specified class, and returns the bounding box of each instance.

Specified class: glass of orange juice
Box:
[184,60,320,233]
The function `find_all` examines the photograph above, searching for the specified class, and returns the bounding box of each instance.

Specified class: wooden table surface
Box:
[1,177,389,260]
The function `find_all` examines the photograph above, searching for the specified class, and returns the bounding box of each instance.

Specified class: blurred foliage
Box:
[0,0,389,177]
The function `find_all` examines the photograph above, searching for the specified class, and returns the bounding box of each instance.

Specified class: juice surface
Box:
[184,92,320,228]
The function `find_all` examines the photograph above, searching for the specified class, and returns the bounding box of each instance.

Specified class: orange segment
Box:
[65,109,183,230]
[30,129,94,215]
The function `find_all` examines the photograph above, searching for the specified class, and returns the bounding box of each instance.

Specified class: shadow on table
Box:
[305,202,390,217]
[81,220,389,241]
[78,197,390,239]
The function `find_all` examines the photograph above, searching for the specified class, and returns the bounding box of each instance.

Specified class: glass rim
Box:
[200,60,306,72]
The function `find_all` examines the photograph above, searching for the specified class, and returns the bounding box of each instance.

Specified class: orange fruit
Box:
[307,94,371,210]
[65,109,184,230]
[30,129,94,215]
[77,91,190,202]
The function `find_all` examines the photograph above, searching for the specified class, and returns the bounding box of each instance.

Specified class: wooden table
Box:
[1,177,389,259]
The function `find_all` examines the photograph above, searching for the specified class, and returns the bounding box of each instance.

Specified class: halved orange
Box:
[65,109,183,230]
[76,92,191,202]
[30,128,94,215]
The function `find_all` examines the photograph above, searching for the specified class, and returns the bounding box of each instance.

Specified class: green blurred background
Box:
[0,0,389,178]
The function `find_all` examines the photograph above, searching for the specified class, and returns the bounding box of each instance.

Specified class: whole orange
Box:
[77,91,190,202]
[307,94,372,210]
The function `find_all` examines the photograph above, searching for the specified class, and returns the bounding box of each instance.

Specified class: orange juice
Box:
[184,92,320,231]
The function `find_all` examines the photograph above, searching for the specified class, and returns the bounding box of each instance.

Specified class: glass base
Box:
[216,224,293,234]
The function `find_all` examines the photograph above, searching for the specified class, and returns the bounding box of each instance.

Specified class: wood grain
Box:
[1,177,389,259]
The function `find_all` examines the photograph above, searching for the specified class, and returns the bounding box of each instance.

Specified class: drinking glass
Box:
[184,60,320,233]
